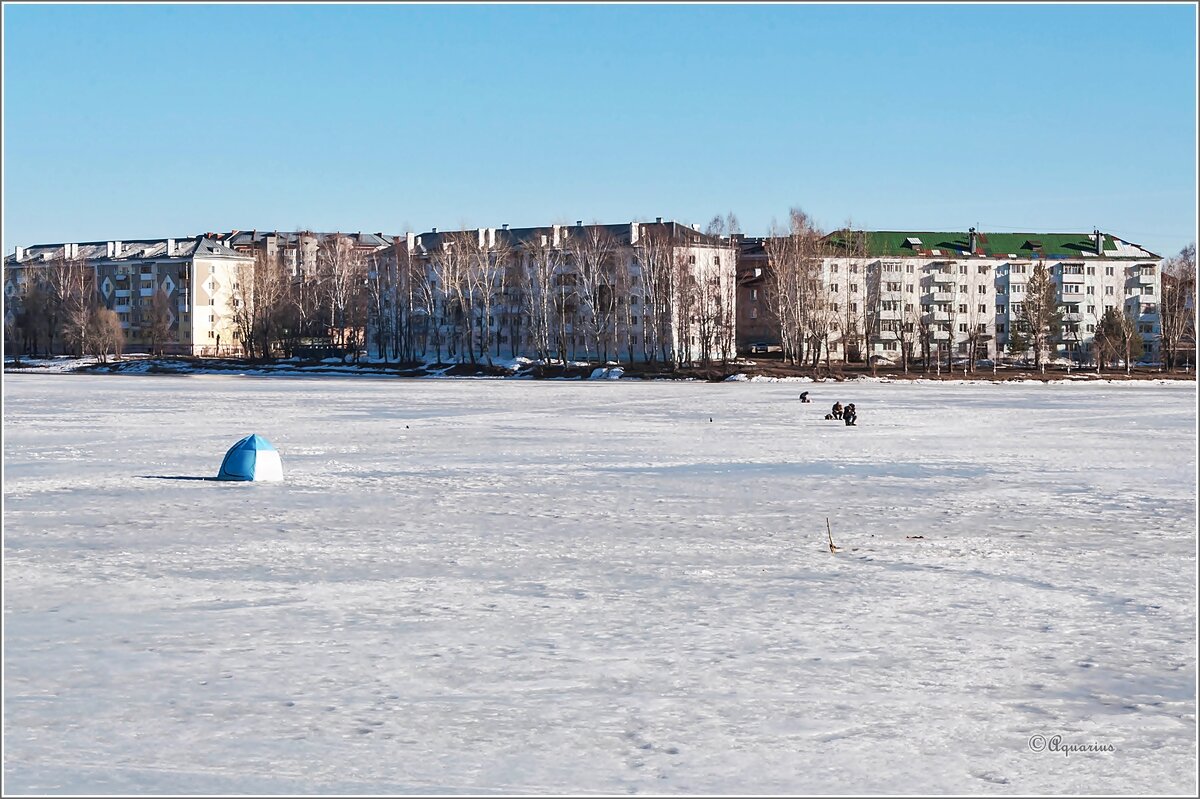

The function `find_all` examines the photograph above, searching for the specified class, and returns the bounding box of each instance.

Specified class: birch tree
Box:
[1160,242,1196,370]
[1018,261,1061,371]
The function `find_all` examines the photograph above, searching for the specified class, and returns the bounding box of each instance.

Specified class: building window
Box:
[750,289,758,301]
[631,316,639,326]
[996,304,1006,314]
[905,284,914,293]
[688,255,696,264]
[850,284,859,293]
[830,264,839,273]
[1143,285,1154,295]
[850,265,858,274]
[904,303,913,312]
[830,284,839,293]
[977,323,987,332]
[958,304,967,313]
[749,307,758,319]
[1105,286,1114,295]
[850,303,858,313]
[959,323,968,332]
[977,265,988,274]
[1105,266,1114,276]
[1086,285,1094,294]
[959,265,967,274]
[714,256,720,266]
[1087,324,1095,332]
[997,323,1006,333]
[978,304,987,313]
[906,265,914,273]
[887,282,901,292]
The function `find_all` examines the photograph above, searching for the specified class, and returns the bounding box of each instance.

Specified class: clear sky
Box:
[3,2,1197,258]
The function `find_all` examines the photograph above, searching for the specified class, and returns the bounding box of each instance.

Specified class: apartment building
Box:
[211,230,393,278]
[737,228,1161,365]
[368,219,738,364]
[4,236,253,355]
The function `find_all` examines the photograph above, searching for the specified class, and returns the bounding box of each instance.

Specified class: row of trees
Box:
[369,218,739,368]
[229,233,372,361]
[4,256,138,362]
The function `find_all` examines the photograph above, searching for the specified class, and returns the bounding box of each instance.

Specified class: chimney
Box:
[165,238,175,257]
[968,227,977,253]
[432,227,437,234]
[552,224,562,247]
[502,223,509,230]
[1093,228,1103,255]
[630,221,640,245]
[656,217,663,224]
[478,228,486,247]
[14,246,26,262]
[576,220,582,227]
[405,231,415,251]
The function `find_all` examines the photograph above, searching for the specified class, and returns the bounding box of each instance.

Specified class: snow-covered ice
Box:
[3,374,1196,794]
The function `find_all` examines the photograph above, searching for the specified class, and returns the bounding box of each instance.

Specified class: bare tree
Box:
[1018,261,1061,372]
[635,222,679,364]
[59,256,97,356]
[1160,242,1196,370]
[86,307,124,363]
[764,209,825,367]
[564,224,618,362]
[519,230,565,362]
[144,288,174,356]
[316,234,368,359]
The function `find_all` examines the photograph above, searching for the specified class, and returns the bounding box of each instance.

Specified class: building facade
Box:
[368,219,738,365]
[4,236,253,355]
[736,228,1162,366]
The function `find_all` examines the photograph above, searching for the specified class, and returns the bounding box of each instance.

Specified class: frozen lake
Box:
[3,373,1196,794]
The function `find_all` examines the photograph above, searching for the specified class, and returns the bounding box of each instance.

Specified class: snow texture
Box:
[3,374,1196,795]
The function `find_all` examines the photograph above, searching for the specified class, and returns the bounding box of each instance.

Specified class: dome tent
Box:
[216,434,283,482]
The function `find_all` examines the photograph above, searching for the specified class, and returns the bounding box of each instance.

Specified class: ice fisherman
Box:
[832,402,843,420]
[799,391,811,403]
[844,403,857,426]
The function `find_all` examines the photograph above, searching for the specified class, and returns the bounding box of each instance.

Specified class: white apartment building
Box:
[368,219,738,364]
[4,236,253,355]
[743,228,1161,365]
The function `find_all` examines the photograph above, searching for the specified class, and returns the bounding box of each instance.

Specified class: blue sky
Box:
[3,3,1197,257]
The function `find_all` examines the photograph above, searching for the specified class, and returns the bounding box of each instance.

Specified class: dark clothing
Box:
[844,404,857,426]
[832,402,843,420]
[799,392,810,403]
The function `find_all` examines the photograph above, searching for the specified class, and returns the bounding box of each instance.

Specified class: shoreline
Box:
[5,355,1197,385]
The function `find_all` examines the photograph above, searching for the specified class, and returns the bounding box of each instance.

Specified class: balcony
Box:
[1061,313,1083,323]
[113,304,131,313]
[927,311,951,323]
[877,330,899,340]
[114,289,131,298]
[140,287,155,297]
[1136,272,1156,284]
[926,291,955,303]
[1059,271,1086,283]
[878,308,904,321]
[932,330,950,340]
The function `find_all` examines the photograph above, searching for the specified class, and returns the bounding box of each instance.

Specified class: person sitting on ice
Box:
[799,391,811,403]
[832,401,843,420]
[844,403,857,426]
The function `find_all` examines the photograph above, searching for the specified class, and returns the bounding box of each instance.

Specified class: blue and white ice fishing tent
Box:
[216,434,284,482]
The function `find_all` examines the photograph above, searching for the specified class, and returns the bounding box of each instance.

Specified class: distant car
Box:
[748,342,770,354]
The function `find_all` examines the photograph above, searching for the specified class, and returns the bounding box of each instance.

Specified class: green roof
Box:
[822,230,1158,260]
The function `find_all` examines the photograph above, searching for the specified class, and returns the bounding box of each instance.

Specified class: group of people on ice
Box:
[798,392,857,426]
